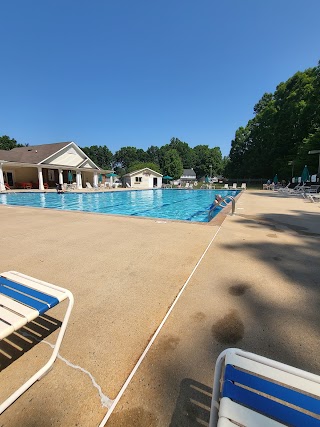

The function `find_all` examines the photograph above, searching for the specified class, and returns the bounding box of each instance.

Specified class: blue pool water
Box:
[0,189,239,222]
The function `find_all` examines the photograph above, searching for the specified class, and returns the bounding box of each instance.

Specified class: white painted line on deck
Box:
[99,225,222,426]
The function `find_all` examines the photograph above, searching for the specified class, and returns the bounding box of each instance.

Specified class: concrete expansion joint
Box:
[21,332,114,408]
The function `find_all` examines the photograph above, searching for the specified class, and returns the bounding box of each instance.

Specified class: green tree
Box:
[226,60,320,179]
[193,145,222,178]
[221,156,230,175]
[0,135,25,150]
[136,148,149,163]
[113,146,138,170]
[146,145,160,165]
[162,149,183,179]
[127,162,161,173]
[82,145,113,169]
[169,137,195,168]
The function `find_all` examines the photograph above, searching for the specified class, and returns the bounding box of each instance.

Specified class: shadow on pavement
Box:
[169,378,211,427]
[0,314,61,371]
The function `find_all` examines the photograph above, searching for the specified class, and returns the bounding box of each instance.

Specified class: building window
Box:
[135,177,142,183]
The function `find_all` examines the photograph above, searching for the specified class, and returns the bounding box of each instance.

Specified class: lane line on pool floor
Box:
[98,225,222,426]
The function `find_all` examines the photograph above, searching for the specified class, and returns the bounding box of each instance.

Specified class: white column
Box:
[93,172,98,188]
[38,167,44,191]
[76,171,82,189]
[58,169,63,185]
[0,164,5,191]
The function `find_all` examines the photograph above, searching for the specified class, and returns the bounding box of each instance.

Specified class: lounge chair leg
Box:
[0,273,74,415]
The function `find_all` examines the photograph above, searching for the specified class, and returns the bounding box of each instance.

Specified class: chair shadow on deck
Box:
[0,314,62,371]
[170,378,212,427]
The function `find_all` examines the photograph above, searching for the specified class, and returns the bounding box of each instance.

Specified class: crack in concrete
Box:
[21,332,113,408]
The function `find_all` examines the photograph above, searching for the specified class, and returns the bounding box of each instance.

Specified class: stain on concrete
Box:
[157,335,180,352]
[267,233,278,238]
[191,312,206,322]
[108,407,158,427]
[272,256,282,261]
[212,310,244,344]
[229,284,250,296]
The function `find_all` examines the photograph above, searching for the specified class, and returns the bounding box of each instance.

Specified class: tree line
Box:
[0,135,226,180]
[225,61,320,180]
[81,138,227,180]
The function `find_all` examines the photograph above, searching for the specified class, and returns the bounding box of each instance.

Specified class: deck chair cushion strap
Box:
[224,364,320,415]
[2,271,67,302]
[222,381,319,427]
[225,352,320,395]
[219,398,286,427]
[0,285,50,314]
[0,277,59,309]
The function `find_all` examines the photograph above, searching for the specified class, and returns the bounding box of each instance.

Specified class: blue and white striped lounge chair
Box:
[0,271,74,414]
[209,348,320,427]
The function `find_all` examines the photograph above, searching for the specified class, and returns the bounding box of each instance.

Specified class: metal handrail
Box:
[208,195,236,220]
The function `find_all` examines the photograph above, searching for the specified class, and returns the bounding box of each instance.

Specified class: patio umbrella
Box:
[273,174,278,184]
[106,172,118,187]
[163,175,173,183]
[301,165,310,183]
[68,171,73,183]
[205,175,210,183]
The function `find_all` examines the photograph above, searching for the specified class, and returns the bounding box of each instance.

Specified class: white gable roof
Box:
[41,142,100,170]
[123,168,163,177]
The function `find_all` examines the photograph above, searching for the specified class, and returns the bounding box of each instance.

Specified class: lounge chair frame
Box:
[209,348,320,427]
[0,271,74,414]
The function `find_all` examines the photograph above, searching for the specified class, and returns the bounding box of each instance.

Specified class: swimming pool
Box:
[0,189,239,222]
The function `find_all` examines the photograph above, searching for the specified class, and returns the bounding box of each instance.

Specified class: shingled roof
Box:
[0,142,71,164]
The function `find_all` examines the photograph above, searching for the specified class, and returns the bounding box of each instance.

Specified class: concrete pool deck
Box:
[0,190,319,426]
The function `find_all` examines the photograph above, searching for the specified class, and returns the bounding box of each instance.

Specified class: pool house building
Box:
[0,141,105,191]
[122,168,163,189]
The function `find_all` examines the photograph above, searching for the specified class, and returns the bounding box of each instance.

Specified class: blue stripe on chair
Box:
[223,381,320,427]
[0,277,59,308]
[0,286,48,314]
[224,364,320,415]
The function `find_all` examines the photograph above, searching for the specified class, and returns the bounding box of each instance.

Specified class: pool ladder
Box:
[208,195,235,220]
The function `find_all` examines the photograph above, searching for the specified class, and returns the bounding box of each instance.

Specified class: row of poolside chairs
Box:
[276,182,320,201]
[223,183,246,190]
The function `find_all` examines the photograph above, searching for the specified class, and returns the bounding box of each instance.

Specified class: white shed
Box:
[123,168,163,189]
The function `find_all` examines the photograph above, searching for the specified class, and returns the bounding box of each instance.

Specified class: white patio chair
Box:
[305,193,320,203]
[240,183,246,190]
[209,348,320,427]
[0,271,74,414]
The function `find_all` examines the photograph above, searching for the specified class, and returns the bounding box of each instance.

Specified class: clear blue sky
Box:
[1,1,320,157]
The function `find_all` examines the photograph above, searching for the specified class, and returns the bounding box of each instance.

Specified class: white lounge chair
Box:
[240,183,246,190]
[305,193,320,203]
[0,271,74,414]
[232,183,237,189]
[86,182,99,191]
[304,184,320,194]
[209,348,320,427]
[277,182,291,192]
[223,184,229,189]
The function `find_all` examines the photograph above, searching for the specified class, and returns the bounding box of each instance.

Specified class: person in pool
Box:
[215,194,223,204]
[56,183,64,194]
[209,194,223,210]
